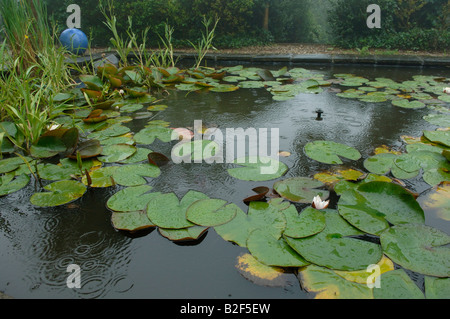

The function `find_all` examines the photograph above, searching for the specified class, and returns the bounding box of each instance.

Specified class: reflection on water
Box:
[0,64,448,298]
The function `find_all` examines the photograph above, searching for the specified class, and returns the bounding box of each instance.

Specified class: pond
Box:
[0,62,449,299]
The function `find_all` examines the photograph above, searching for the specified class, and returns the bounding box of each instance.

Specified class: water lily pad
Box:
[37,158,95,181]
[314,168,365,186]
[0,173,30,197]
[30,136,67,159]
[107,185,161,212]
[147,191,210,229]
[111,211,156,233]
[186,199,237,227]
[120,103,144,113]
[30,180,87,207]
[373,269,425,299]
[334,255,394,285]
[0,156,31,174]
[98,144,137,163]
[423,114,450,127]
[88,124,131,140]
[214,199,288,248]
[337,181,425,235]
[285,211,383,271]
[81,166,118,188]
[111,164,160,187]
[380,224,450,277]
[227,156,288,181]
[423,130,450,147]
[392,99,426,109]
[79,75,104,91]
[247,228,309,267]
[158,225,208,242]
[67,139,103,159]
[283,207,326,238]
[363,153,419,179]
[134,126,174,145]
[304,141,361,164]
[298,264,373,299]
[424,276,450,299]
[119,147,152,164]
[235,253,291,287]
[273,177,329,204]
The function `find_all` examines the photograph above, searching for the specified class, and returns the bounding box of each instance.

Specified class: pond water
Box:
[0,63,448,299]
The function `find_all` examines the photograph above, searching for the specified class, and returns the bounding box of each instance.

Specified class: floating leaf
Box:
[0,156,31,174]
[285,211,382,271]
[423,130,450,147]
[247,228,309,267]
[227,156,288,182]
[111,211,156,233]
[30,136,67,159]
[373,269,424,299]
[337,181,425,235]
[334,255,394,285]
[392,99,425,109]
[283,207,326,238]
[243,186,270,203]
[111,164,160,187]
[147,191,210,229]
[273,177,329,204]
[186,199,237,227]
[30,180,87,207]
[423,114,450,127]
[314,168,365,186]
[363,153,419,179]
[79,75,104,91]
[214,199,288,248]
[298,264,373,299]
[158,225,208,242]
[67,139,103,159]
[304,141,361,164]
[81,166,118,188]
[134,126,174,145]
[235,253,290,287]
[425,276,450,299]
[380,224,450,277]
[98,144,137,163]
[37,158,95,181]
[0,173,30,197]
[107,185,161,213]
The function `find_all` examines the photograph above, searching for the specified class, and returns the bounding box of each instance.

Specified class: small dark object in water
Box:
[315,109,324,121]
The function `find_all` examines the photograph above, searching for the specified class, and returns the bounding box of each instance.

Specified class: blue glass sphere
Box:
[59,28,88,55]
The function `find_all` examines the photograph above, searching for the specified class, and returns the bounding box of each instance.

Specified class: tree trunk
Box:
[263,3,269,31]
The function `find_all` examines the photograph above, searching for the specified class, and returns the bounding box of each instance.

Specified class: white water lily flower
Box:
[444,87,450,94]
[47,123,61,131]
[312,195,330,210]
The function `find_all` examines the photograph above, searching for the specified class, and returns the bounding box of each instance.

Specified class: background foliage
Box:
[41,0,449,51]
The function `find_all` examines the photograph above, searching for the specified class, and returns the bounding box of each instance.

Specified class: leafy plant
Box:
[188,15,220,70]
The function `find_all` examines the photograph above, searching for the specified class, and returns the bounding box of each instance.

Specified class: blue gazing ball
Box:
[59,28,88,55]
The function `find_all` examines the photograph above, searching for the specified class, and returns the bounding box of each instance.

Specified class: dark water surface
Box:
[0,64,449,298]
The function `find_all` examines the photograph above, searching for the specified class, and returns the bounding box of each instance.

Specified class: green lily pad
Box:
[423,130,450,147]
[111,164,160,187]
[186,199,237,227]
[98,144,137,163]
[298,264,374,299]
[304,141,361,164]
[423,114,450,127]
[30,136,67,159]
[363,153,419,179]
[37,158,95,181]
[82,166,118,188]
[0,156,32,174]
[373,269,424,299]
[111,211,156,233]
[209,84,240,93]
[119,147,152,164]
[79,75,104,91]
[273,177,329,204]
[30,180,87,207]
[247,228,309,267]
[285,211,383,271]
[380,224,450,277]
[337,181,425,235]
[214,199,288,248]
[438,94,450,103]
[107,185,161,212]
[119,103,144,113]
[424,276,450,299]
[314,168,365,186]
[392,99,426,109]
[283,207,326,238]
[158,225,209,242]
[0,173,30,197]
[227,156,288,181]
[147,191,210,229]
[134,126,174,145]
[88,124,131,140]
